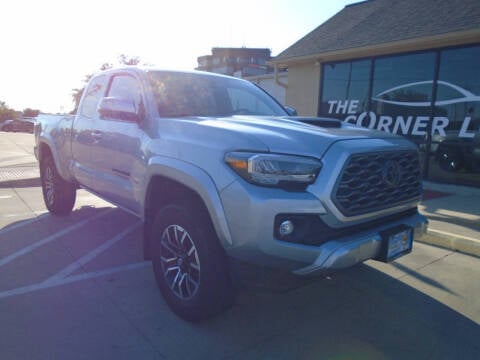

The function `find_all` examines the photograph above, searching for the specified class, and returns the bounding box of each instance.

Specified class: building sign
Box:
[327,106,475,139]
[326,80,478,139]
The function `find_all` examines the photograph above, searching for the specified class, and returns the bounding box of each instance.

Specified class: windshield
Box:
[148,71,288,117]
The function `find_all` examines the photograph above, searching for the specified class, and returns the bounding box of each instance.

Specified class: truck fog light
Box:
[279,220,294,236]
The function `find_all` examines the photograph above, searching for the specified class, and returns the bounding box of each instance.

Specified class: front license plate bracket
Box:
[378,225,413,262]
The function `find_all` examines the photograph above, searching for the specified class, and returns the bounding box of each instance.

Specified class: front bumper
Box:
[220,180,428,276]
[292,212,427,275]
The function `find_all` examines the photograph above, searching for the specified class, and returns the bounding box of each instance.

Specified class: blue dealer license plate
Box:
[378,226,413,262]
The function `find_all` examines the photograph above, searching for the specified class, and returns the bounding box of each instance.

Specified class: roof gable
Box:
[275,0,480,62]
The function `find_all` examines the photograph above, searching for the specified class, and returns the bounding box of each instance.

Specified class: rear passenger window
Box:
[80,75,107,119]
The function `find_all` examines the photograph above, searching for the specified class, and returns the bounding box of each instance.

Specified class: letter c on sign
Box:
[357,112,376,129]
[344,115,357,124]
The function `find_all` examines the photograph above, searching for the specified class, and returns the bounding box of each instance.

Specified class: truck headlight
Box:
[225,152,321,189]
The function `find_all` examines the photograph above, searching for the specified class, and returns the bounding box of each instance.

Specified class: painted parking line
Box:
[0,262,150,300]
[0,222,147,300]
[45,222,142,283]
[3,212,47,218]
[0,212,50,236]
[0,208,113,267]
[429,228,480,243]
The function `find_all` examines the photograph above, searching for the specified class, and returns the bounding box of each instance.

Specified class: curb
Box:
[0,177,41,188]
[0,166,40,188]
[417,228,480,258]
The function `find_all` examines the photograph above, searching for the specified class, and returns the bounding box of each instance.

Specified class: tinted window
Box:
[227,87,274,114]
[435,45,480,132]
[371,52,436,141]
[372,53,436,106]
[148,72,287,117]
[429,45,480,184]
[321,59,371,118]
[80,75,107,118]
[318,45,480,187]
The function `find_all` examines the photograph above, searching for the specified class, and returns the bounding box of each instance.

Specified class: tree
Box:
[70,87,84,114]
[0,101,16,122]
[70,55,143,114]
[23,108,40,118]
[118,54,140,66]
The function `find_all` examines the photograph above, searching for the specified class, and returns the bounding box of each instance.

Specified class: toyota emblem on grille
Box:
[382,160,401,187]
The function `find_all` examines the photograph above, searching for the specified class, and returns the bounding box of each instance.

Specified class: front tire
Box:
[151,201,233,322]
[40,154,76,215]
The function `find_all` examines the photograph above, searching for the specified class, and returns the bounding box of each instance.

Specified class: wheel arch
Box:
[142,158,232,259]
[37,137,73,181]
[38,140,54,162]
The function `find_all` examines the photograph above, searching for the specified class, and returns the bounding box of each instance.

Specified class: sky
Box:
[0,0,352,114]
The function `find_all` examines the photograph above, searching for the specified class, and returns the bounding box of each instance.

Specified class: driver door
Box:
[88,73,146,214]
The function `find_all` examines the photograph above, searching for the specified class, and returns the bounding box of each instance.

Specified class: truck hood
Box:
[197,115,397,158]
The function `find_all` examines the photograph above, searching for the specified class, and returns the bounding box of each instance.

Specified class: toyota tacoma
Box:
[35,67,428,321]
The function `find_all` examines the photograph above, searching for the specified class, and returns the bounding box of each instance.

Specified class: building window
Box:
[371,52,436,143]
[319,44,480,187]
[429,45,480,185]
[320,59,371,118]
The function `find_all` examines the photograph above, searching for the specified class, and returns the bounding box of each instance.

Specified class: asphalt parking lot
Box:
[1,132,479,359]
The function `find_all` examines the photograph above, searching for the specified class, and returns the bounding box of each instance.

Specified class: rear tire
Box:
[40,154,76,215]
[151,200,233,322]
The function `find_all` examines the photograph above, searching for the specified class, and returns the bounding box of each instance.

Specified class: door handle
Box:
[91,130,102,141]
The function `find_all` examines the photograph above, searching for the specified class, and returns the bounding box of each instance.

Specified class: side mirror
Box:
[284,106,298,116]
[98,97,140,122]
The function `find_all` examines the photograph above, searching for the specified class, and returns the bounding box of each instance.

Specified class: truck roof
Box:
[96,66,242,82]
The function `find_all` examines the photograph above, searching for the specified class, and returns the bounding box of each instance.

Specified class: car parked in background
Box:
[0,118,35,133]
[435,133,480,173]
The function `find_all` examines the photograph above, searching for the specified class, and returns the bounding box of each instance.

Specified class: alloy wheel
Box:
[44,166,55,206]
[160,224,201,300]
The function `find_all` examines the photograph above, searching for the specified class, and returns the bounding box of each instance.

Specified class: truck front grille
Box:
[333,150,421,216]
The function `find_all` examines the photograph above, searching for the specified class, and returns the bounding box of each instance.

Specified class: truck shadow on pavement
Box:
[1,206,479,359]
[389,261,458,296]
[195,263,480,359]
[0,205,113,235]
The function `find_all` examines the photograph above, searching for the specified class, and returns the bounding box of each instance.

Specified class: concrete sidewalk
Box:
[420,181,480,257]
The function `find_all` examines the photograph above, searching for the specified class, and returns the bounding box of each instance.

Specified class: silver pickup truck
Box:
[35,67,427,321]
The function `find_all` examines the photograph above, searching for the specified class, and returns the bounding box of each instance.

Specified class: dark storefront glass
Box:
[320,59,371,119]
[429,45,480,186]
[319,44,480,188]
[371,52,436,146]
